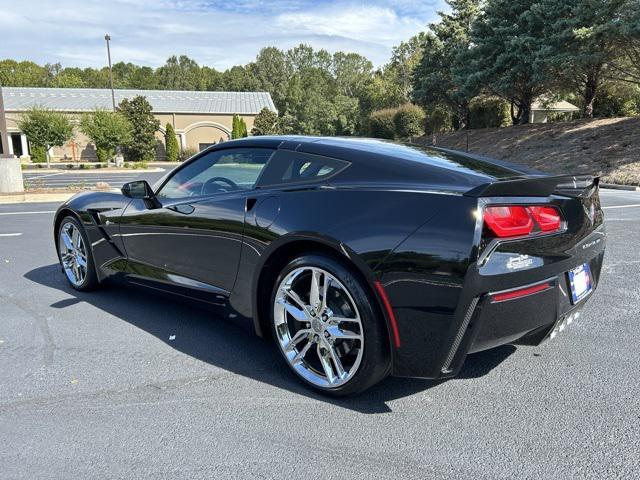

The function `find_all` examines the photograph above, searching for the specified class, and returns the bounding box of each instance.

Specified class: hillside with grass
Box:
[415,117,640,186]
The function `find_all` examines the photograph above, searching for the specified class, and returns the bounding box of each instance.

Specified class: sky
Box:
[0,0,445,70]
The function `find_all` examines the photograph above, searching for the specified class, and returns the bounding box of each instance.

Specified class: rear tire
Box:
[270,253,390,396]
[57,216,100,291]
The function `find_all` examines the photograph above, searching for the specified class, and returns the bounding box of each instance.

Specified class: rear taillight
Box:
[483,205,562,238]
[527,206,562,232]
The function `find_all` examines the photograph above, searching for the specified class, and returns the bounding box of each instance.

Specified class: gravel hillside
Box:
[414,117,640,185]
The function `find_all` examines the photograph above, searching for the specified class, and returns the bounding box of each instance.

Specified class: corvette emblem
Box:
[506,254,533,270]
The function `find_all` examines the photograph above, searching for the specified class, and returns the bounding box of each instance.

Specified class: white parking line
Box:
[0,233,23,237]
[0,210,56,216]
[602,204,640,210]
[23,172,67,179]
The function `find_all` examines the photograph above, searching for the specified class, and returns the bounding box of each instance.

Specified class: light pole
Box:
[105,34,124,166]
[0,84,24,194]
[105,34,116,112]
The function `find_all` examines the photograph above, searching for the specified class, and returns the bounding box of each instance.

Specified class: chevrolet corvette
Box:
[54,136,606,395]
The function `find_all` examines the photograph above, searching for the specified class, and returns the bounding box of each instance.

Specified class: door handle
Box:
[168,204,195,215]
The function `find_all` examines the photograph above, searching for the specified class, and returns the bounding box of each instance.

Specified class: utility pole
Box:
[105,34,116,111]
[0,84,24,194]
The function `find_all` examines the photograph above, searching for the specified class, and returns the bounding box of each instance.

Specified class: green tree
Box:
[251,108,279,135]
[541,0,630,118]
[608,2,640,85]
[118,96,160,161]
[464,0,553,124]
[80,109,132,162]
[413,1,481,129]
[388,34,426,102]
[239,117,248,137]
[250,47,290,110]
[17,107,73,166]
[50,68,86,88]
[0,60,50,87]
[231,114,248,138]
[164,123,179,161]
[156,55,206,90]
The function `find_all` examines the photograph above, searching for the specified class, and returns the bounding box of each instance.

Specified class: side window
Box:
[257,150,349,187]
[157,148,274,200]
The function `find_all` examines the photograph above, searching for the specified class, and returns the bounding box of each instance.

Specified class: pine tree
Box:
[240,117,249,137]
[164,123,179,161]
[412,0,481,129]
[231,114,241,139]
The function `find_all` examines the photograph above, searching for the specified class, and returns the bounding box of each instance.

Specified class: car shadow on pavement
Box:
[25,264,515,414]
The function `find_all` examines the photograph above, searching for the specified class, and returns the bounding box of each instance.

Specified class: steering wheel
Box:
[201,176,239,195]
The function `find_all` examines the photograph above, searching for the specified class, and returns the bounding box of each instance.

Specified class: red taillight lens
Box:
[527,206,562,232]
[483,206,533,237]
[483,205,562,238]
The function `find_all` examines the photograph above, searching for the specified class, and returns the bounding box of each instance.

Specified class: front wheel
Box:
[270,254,390,396]
[57,216,99,291]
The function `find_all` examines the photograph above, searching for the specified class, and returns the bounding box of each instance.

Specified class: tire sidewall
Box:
[269,253,390,396]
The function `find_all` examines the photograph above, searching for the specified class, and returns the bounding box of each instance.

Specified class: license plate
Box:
[568,263,592,304]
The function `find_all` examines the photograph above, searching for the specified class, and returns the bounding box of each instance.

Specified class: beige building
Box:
[1,87,276,161]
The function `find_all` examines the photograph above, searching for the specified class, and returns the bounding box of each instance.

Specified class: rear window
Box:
[257,150,348,187]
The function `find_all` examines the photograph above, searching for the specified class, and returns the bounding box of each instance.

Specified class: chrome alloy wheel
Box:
[274,267,364,388]
[58,221,88,287]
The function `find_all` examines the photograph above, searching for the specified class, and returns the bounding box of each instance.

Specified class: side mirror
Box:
[122,180,154,199]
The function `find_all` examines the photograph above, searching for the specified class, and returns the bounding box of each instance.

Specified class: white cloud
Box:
[0,0,444,69]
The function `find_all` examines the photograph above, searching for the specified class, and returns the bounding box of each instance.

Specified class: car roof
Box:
[212,136,532,192]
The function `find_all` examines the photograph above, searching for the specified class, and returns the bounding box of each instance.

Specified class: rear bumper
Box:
[383,224,606,379]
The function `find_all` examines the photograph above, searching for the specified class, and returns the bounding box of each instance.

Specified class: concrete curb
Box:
[0,192,77,204]
[600,183,640,191]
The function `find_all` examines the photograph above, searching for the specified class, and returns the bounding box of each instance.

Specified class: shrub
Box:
[593,90,640,118]
[164,123,179,161]
[469,97,510,129]
[131,161,148,169]
[368,108,397,139]
[179,147,199,162]
[425,106,454,134]
[30,145,47,163]
[394,104,426,138]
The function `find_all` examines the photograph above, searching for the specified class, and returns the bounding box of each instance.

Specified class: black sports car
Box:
[54,136,606,395]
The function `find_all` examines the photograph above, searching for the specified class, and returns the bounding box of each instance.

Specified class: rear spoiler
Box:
[464,174,599,198]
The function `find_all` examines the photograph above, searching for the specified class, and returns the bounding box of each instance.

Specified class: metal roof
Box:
[2,87,276,115]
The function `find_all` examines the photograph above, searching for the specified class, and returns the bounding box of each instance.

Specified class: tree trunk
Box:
[510,101,520,125]
[583,74,598,118]
[519,102,531,125]
[457,103,469,130]
[518,92,533,125]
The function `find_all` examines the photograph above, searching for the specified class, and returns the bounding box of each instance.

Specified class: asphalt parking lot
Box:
[23,170,167,190]
[1,189,639,479]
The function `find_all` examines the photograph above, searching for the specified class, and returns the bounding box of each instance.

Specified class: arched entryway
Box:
[183,122,231,152]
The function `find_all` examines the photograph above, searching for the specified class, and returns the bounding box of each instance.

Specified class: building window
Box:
[199,142,215,152]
